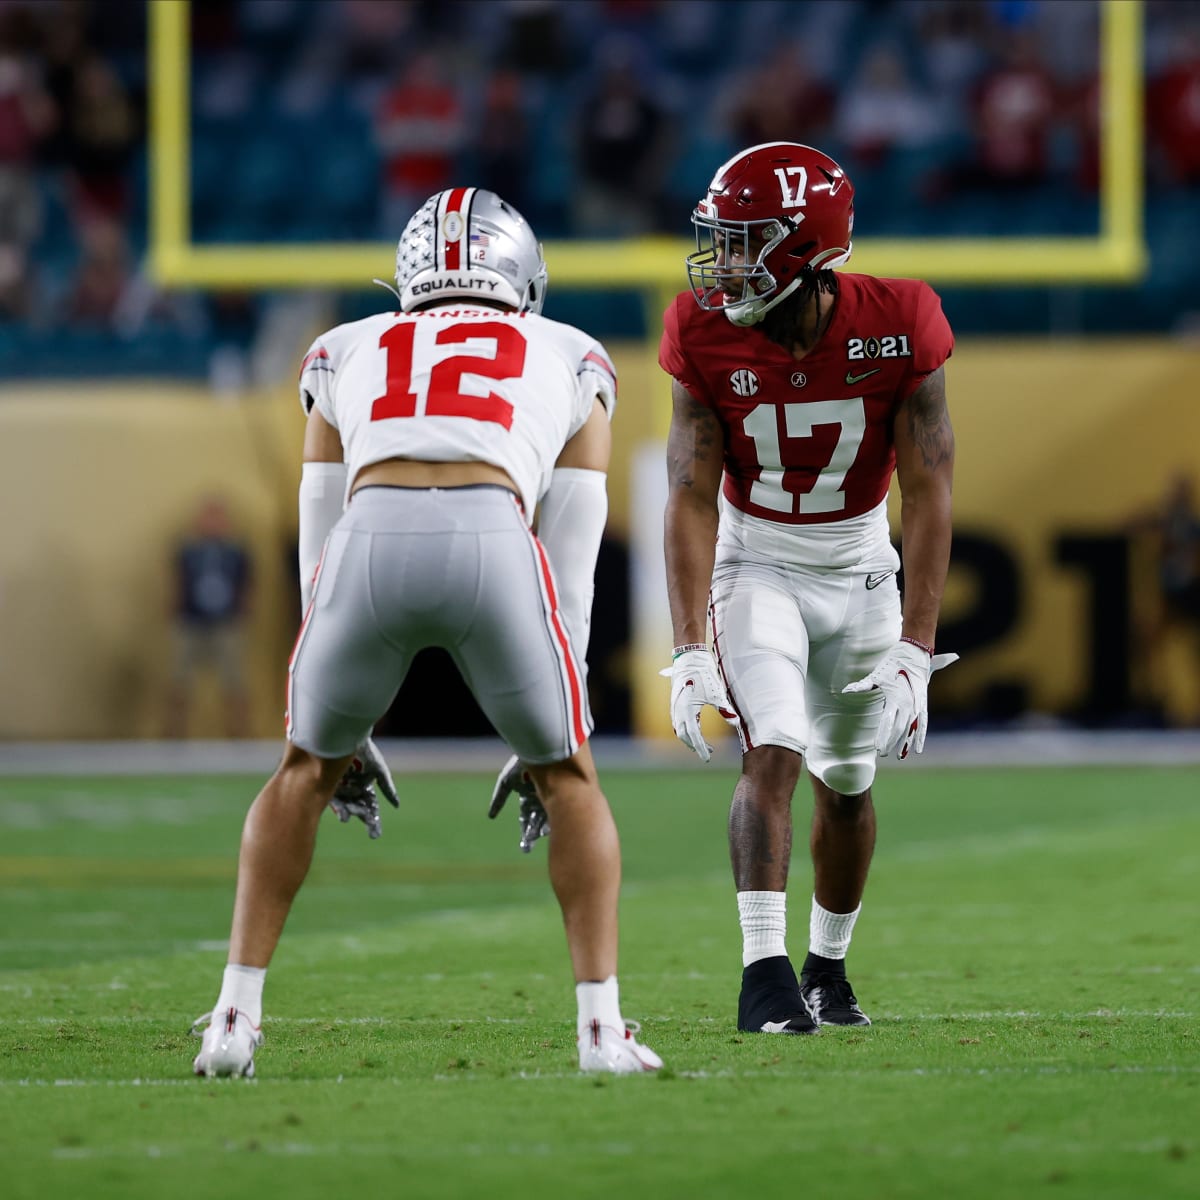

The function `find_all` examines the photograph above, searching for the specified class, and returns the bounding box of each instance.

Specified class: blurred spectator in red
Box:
[375,49,465,236]
[834,45,945,167]
[64,216,130,326]
[966,30,1058,189]
[64,214,204,338]
[477,68,531,217]
[60,52,139,227]
[1147,31,1200,185]
[573,36,670,236]
[0,31,54,267]
[1070,72,1101,193]
[719,40,834,151]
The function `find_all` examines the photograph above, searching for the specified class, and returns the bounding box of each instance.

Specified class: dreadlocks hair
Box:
[759,267,840,350]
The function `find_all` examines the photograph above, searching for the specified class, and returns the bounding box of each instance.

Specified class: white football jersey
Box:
[298,304,617,517]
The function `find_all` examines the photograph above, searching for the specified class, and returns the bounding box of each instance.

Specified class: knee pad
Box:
[815,760,877,798]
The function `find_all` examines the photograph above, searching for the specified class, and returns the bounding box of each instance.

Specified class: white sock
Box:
[576,976,622,1035]
[737,890,787,967]
[809,896,861,960]
[214,963,266,1028]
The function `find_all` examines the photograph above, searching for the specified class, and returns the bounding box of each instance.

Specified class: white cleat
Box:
[191,1006,263,1079]
[577,1019,663,1074]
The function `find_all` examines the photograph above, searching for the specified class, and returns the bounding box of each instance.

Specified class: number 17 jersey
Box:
[299,305,617,518]
[660,273,953,567]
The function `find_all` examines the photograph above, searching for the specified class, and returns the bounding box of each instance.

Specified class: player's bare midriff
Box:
[350,458,520,498]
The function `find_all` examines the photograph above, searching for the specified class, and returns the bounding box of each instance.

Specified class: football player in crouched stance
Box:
[660,143,957,1035]
[192,187,661,1079]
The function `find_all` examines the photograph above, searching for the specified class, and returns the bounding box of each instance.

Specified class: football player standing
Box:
[660,143,957,1034]
[192,188,661,1078]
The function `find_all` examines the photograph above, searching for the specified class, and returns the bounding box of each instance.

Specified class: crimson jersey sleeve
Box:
[901,283,954,399]
[659,295,717,406]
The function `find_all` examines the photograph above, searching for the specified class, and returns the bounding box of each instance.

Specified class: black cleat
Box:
[799,972,872,1026]
[737,956,819,1034]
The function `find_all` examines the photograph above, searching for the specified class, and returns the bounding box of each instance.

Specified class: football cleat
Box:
[191,1006,263,1078]
[577,1020,663,1074]
[737,956,819,1035]
[799,971,872,1026]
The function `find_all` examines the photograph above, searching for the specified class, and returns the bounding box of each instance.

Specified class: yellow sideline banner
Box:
[0,337,1196,739]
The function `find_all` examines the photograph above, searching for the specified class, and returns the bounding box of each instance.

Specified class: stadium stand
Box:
[2,0,1199,379]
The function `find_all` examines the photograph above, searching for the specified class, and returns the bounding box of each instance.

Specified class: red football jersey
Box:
[659,273,954,525]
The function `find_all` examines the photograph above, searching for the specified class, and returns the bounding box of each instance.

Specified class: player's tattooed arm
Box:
[896,366,954,472]
[665,378,725,647]
[666,379,724,494]
[894,365,955,647]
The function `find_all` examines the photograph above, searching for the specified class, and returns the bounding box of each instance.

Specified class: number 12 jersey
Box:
[299,306,618,517]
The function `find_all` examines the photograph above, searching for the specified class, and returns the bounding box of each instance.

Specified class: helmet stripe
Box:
[711,141,798,180]
[441,186,472,272]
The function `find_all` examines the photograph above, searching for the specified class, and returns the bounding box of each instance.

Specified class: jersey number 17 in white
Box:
[742,397,866,515]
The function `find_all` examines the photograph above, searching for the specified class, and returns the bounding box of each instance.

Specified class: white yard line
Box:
[5,1061,1198,1092]
[4,1008,1193,1026]
[3,731,1200,776]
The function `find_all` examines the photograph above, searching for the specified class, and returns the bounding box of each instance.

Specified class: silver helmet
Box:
[395,188,547,314]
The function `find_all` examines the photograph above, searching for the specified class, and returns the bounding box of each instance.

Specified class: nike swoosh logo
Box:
[845,369,881,385]
[865,571,894,590]
[758,1020,815,1034]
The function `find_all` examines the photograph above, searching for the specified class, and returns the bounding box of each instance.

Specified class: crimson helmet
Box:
[687,142,854,326]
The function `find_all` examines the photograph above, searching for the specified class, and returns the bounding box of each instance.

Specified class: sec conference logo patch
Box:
[729,368,760,397]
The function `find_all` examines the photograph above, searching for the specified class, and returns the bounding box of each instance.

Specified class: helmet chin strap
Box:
[723,274,807,326]
[373,278,402,302]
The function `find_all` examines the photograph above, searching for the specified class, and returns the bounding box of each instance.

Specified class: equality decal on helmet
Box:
[395,187,548,315]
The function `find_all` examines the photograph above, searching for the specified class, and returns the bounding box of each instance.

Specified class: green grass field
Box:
[1,764,1196,1199]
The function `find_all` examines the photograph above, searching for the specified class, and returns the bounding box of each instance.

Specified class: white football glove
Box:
[842,641,959,760]
[487,754,550,854]
[658,648,739,763]
[328,736,399,839]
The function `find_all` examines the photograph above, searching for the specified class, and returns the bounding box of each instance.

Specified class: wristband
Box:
[900,635,935,656]
[672,643,709,659]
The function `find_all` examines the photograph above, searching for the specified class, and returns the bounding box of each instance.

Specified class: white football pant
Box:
[287,485,591,765]
[709,554,901,796]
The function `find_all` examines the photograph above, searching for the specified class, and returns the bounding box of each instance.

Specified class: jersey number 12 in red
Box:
[370,321,526,429]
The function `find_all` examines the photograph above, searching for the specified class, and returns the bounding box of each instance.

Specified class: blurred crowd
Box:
[0,0,139,323]
[1,0,1200,373]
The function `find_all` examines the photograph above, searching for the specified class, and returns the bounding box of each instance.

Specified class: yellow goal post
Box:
[149,0,1146,295]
